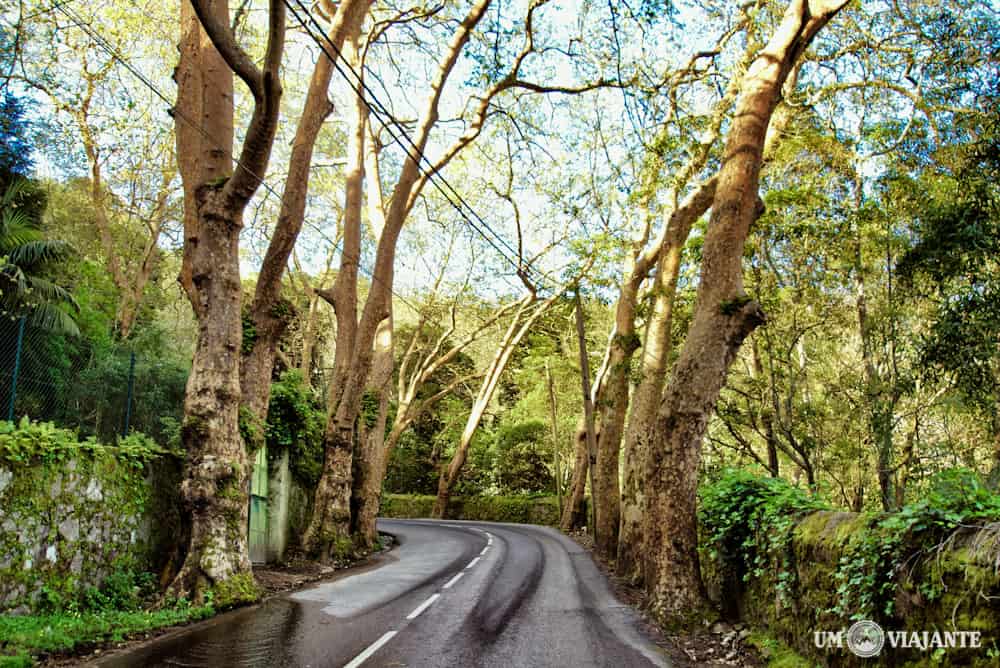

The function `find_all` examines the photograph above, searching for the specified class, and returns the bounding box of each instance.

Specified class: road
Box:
[98,519,668,668]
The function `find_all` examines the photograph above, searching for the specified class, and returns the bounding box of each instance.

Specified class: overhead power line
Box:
[282,0,559,291]
[52,1,427,315]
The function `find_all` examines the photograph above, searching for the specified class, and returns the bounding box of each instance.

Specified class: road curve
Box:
[97,519,668,668]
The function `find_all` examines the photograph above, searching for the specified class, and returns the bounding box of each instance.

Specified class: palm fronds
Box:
[0,177,79,335]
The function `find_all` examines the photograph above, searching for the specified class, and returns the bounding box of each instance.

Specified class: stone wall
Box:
[708,510,1000,667]
[0,432,179,613]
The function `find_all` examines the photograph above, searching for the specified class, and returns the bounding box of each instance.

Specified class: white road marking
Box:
[480,546,489,556]
[406,593,440,620]
[465,556,481,569]
[344,630,397,668]
[443,572,464,589]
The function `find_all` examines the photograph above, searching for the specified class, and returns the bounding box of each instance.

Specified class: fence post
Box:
[7,316,26,422]
[122,350,136,437]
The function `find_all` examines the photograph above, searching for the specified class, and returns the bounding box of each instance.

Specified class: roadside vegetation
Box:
[0,0,998,665]
[0,567,213,668]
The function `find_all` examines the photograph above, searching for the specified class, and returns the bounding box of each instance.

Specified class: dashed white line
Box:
[406,593,440,620]
[344,630,397,668]
[349,525,493,666]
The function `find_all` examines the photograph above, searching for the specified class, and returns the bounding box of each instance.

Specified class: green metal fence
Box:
[0,316,186,443]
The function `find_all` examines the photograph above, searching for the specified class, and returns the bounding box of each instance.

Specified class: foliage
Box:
[0,179,77,334]
[0,93,35,184]
[702,469,1000,627]
[893,115,1000,442]
[492,420,554,494]
[0,417,165,467]
[0,599,214,667]
[699,468,828,604]
[0,419,167,615]
[381,493,563,526]
[831,468,1000,620]
[265,370,325,488]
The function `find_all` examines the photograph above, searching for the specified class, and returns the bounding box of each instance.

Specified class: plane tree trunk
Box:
[616,178,716,583]
[167,0,284,604]
[305,0,493,557]
[641,0,850,628]
[239,0,371,442]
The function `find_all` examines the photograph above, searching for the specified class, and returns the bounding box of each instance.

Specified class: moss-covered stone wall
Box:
[710,510,1000,666]
[0,421,176,613]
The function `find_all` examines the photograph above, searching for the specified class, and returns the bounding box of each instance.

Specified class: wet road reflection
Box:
[100,597,317,667]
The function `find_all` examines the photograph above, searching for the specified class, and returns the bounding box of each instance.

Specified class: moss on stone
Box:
[209,573,260,610]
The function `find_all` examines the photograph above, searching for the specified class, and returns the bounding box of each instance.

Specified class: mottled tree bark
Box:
[239,0,371,440]
[642,0,850,627]
[560,343,612,532]
[302,29,369,557]
[616,179,716,584]
[352,317,394,548]
[560,422,591,531]
[168,0,284,603]
[305,0,492,556]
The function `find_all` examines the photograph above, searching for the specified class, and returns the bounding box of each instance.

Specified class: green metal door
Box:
[249,446,268,563]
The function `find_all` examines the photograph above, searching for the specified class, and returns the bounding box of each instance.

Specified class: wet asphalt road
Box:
[97,519,668,668]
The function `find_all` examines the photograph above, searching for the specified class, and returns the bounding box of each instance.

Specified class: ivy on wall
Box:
[0,419,166,613]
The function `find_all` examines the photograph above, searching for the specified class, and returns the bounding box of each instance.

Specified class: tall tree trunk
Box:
[574,292,602,541]
[641,0,849,628]
[306,0,492,554]
[302,30,369,557]
[432,293,558,517]
[168,0,285,603]
[560,342,612,532]
[754,337,781,476]
[545,360,563,513]
[852,175,896,512]
[616,180,714,584]
[352,317,394,548]
[560,421,593,531]
[591,310,635,556]
[240,0,371,437]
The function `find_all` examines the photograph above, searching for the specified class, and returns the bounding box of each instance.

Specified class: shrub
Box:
[699,468,828,605]
[832,467,1000,620]
[265,370,325,488]
[380,493,562,526]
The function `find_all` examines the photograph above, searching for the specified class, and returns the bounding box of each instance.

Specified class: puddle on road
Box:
[98,597,321,667]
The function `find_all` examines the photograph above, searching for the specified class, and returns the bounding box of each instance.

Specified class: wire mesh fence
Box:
[0,315,186,445]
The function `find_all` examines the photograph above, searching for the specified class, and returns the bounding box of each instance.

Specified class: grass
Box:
[747,632,820,668]
[0,604,215,667]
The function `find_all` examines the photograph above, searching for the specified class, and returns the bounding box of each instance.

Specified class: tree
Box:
[304,0,613,556]
[640,0,850,626]
[167,0,285,603]
[239,0,372,439]
[895,111,1000,483]
[0,92,34,185]
[0,178,77,333]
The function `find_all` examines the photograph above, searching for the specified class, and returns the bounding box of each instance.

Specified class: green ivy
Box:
[0,419,166,614]
[699,468,828,606]
[831,468,1000,621]
[265,370,325,488]
[700,468,1000,625]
